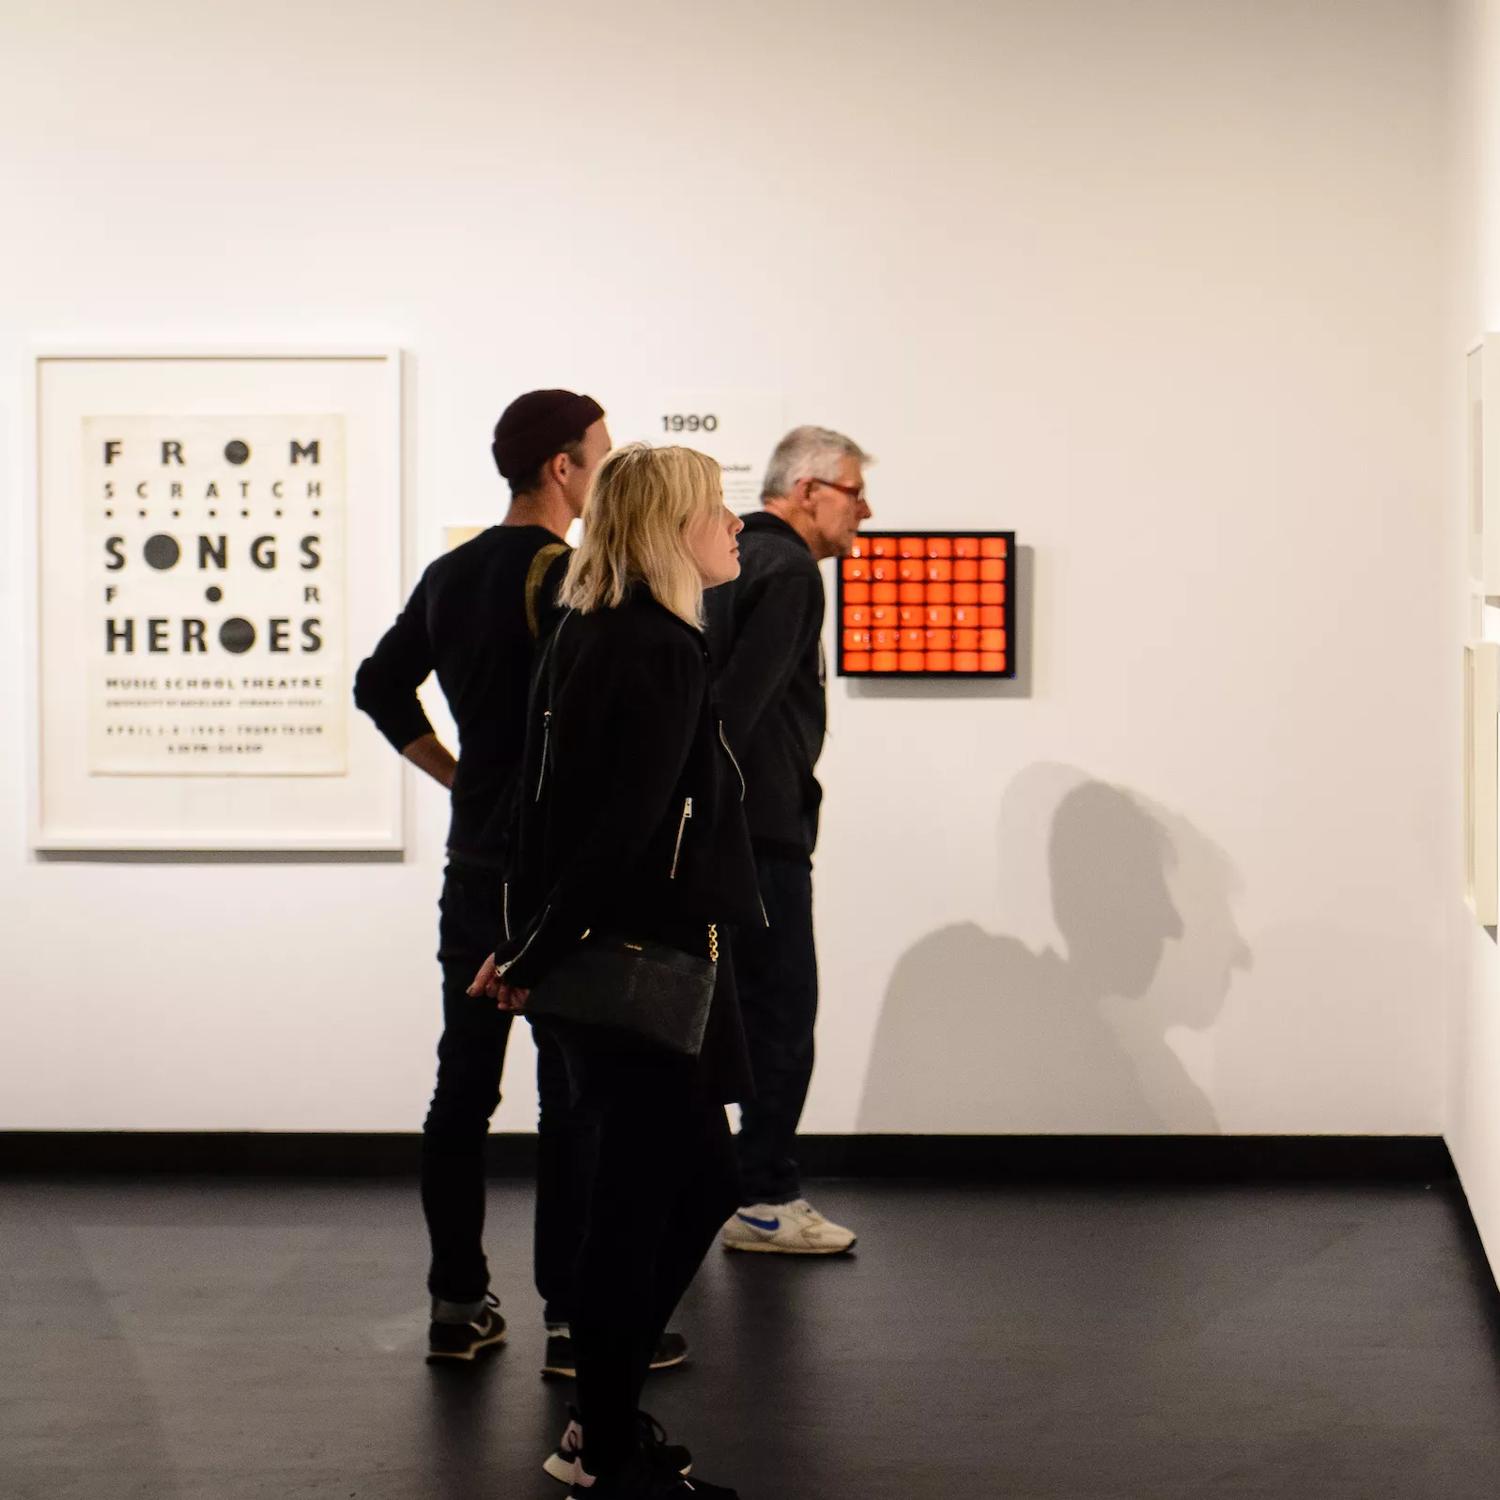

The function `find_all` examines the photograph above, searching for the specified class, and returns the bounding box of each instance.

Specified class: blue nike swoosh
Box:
[738,1213,781,1232]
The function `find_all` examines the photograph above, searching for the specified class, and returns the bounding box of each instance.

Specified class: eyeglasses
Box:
[809,478,868,504]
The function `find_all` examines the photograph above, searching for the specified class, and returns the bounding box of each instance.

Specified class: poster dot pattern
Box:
[838,532,1015,677]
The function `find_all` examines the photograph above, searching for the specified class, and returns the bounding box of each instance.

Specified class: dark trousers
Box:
[558,1037,740,1478]
[732,851,818,1205]
[420,862,594,1318]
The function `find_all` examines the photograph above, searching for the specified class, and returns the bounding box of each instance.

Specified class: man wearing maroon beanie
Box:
[356,390,684,1378]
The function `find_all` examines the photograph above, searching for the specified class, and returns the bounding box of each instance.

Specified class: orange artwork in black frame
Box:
[837,531,1016,678]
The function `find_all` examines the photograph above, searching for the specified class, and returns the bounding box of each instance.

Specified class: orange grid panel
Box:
[838,533,1014,677]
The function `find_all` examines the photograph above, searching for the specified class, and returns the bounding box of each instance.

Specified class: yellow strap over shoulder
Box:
[524,542,570,639]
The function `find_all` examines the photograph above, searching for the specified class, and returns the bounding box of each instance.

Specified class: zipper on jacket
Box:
[498,902,551,981]
[534,710,552,802]
[669,797,693,879]
[502,882,512,941]
[718,720,747,801]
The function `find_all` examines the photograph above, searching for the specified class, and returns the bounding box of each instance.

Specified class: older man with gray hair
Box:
[706,425,872,1255]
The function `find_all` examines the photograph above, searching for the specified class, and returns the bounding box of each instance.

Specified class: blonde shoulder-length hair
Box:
[559,443,724,627]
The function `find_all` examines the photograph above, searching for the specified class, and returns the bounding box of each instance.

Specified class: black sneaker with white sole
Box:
[565,1449,736,1498]
[426,1293,507,1364]
[542,1329,689,1379]
[544,1408,692,1487]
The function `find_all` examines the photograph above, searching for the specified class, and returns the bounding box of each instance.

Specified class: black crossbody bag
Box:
[524,928,719,1057]
[519,612,718,1057]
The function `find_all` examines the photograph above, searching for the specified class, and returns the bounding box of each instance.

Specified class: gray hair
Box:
[761,425,872,502]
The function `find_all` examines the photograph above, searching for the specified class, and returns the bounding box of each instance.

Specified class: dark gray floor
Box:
[3,1178,1500,1498]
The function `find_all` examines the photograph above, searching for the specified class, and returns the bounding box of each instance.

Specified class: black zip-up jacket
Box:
[704,511,826,858]
[498,587,765,1099]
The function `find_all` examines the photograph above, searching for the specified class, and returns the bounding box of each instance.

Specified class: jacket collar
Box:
[739,509,814,554]
[620,580,706,640]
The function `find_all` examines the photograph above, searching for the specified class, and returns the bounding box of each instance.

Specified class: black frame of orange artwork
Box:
[835,531,1017,680]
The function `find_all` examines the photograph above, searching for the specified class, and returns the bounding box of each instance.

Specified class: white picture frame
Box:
[1468,337,1500,595]
[1465,642,1500,925]
[29,347,405,853]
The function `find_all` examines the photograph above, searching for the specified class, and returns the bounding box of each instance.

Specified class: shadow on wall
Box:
[856,764,1250,1133]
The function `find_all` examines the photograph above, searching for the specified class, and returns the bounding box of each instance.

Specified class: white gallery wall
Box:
[1449,0,1500,1273]
[0,0,1453,1136]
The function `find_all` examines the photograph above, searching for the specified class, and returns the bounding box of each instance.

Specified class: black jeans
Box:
[421,862,594,1317]
[732,851,818,1205]
[557,1035,740,1479]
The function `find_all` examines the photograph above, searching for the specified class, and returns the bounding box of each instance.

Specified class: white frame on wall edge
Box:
[1465,642,1500,925]
[1468,337,1500,595]
[28,347,405,854]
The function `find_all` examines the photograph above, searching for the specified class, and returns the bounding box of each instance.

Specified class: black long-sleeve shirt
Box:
[353,525,568,867]
[704,511,827,857]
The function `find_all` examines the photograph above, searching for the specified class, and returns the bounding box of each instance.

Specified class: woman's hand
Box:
[467,954,500,997]
[496,984,529,1011]
[467,954,530,1012]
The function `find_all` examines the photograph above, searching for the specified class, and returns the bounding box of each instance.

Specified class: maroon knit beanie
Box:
[491,390,605,481]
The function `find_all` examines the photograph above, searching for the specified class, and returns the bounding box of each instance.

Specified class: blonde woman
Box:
[470,444,758,1499]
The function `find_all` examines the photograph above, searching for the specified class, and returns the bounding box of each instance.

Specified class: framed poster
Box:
[30,349,404,852]
[836,531,1016,678]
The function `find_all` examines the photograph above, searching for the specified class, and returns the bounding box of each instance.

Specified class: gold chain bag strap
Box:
[524,927,720,1056]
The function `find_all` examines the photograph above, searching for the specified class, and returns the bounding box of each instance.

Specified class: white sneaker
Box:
[720,1199,857,1255]
[543,1412,585,1484]
[543,1409,692,1486]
